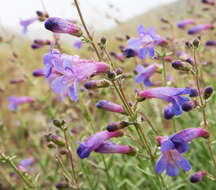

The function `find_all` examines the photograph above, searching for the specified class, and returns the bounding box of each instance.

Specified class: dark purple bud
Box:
[106,121,130,132]
[185,41,193,48]
[100,37,107,45]
[172,60,191,71]
[84,79,110,90]
[107,71,116,79]
[53,119,62,127]
[203,86,213,99]
[201,0,214,5]
[32,69,45,77]
[36,10,43,17]
[123,48,137,58]
[119,45,125,52]
[56,182,69,189]
[190,170,207,183]
[31,43,41,49]
[189,88,199,97]
[193,38,200,48]
[116,68,123,75]
[182,100,197,112]
[96,100,124,113]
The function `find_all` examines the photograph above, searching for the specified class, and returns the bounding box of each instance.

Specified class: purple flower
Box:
[127,24,161,59]
[177,19,195,28]
[95,142,134,155]
[43,45,109,101]
[8,96,34,112]
[96,100,124,113]
[190,170,208,183]
[20,157,35,169]
[45,17,82,37]
[73,40,82,49]
[135,65,156,87]
[77,131,123,159]
[156,149,191,176]
[201,0,214,5]
[188,24,213,35]
[205,40,216,46]
[139,87,191,119]
[161,128,209,154]
[177,51,193,65]
[20,17,38,34]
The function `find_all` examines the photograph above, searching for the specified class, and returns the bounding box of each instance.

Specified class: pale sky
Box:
[0,0,176,38]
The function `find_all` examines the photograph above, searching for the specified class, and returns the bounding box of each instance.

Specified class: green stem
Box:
[162,55,167,86]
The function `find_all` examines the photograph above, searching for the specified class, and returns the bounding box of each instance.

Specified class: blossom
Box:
[73,40,82,49]
[8,96,34,112]
[77,131,123,159]
[20,17,38,34]
[127,24,161,59]
[187,24,213,35]
[190,171,208,183]
[161,128,209,154]
[155,149,191,176]
[95,142,135,155]
[135,65,156,87]
[177,19,195,28]
[45,17,82,37]
[205,40,216,46]
[96,100,124,113]
[201,0,214,5]
[43,45,109,101]
[20,157,35,170]
[138,87,191,119]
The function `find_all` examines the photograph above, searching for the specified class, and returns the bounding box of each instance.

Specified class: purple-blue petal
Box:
[166,163,179,176]
[138,48,148,60]
[127,38,140,49]
[171,138,189,153]
[155,156,167,174]
[77,144,91,159]
[147,46,155,58]
[51,76,67,94]
[135,74,144,84]
[143,78,152,87]
[177,156,191,171]
[161,140,175,153]
[136,65,145,73]
[68,80,78,101]
[137,24,146,35]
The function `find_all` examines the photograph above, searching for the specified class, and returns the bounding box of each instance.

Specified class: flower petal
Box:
[135,74,144,84]
[137,24,146,35]
[155,156,167,174]
[138,48,148,60]
[127,38,140,49]
[166,163,179,176]
[148,46,155,58]
[51,76,67,94]
[177,155,191,171]
[68,80,78,101]
[136,65,145,73]
[161,140,175,153]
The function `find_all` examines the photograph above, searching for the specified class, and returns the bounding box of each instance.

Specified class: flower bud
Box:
[107,71,116,79]
[45,17,82,37]
[126,147,137,156]
[96,100,125,113]
[116,68,123,75]
[47,142,56,149]
[32,69,45,77]
[50,135,65,147]
[190,170,207,183]
[100,37,107,45]
[106,121,130,132]
[193,38,200,48]
[182,100,198,112]
[123,48,137,58]
[172,60,191,71]
[56,182,69,189]
[185,41,193,48]
[53,119,62,128]
[84,79,110,90]
[59,148,68,155]
[203,86,213,99]
[205,40,216,46]
[189,88,199,97]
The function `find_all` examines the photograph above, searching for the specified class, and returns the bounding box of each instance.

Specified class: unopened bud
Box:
[185,41,192,48]
[47,142,56,149]
[126,147,136,156]
[84,79,110,90]
[136,96,146,102]
[193,38,200,48]
[106,121,130,132]
[96,100,125,113]
[100,37,107,45]
[182,100,197,112]
[190,170,207,183]
[107,71,116,79]
[59,148,68,155]
[203,86,213,99]
[56,182,69,189]
[116,68,123,75]
[53,119,62,128]
[172,60,191,71]
[51,135,65,147]
[123,48,137,58]
[189,88,199,97]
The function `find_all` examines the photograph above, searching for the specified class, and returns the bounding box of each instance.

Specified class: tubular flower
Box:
[77,131,123,159]
[187,24,213,35]
[96,100,125,113]
[95,142,135,155]
[8,96,34,112]
[135,65,156,87]
[177,19,195,28]
[127,24,161,59]
[205,40,216,47]
[20,157,35,170]
[20,17,38,34]
[45,17,82,37]
[43,45,109,101]
[161,128,209,154]
[73,40,83,49]
[138,87,191,119]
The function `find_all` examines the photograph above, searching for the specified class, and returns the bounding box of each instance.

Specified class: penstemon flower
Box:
[20,17,38,34]
[43,45,109,101]
[127,24,161,59]
[8,96,34,112]
[190,170,208,183]
[77,131,123,159]
[138,87,191,119]
[45,17,82,37]
[96,100,125,113]
[177,19,195,28]
[187,24,213,35]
